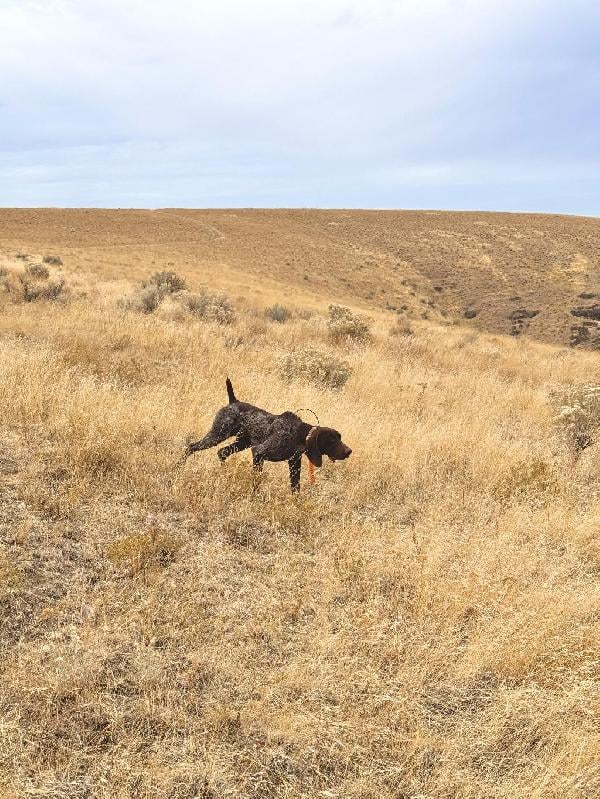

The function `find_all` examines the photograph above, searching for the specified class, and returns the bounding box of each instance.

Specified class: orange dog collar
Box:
[306,426,318,485]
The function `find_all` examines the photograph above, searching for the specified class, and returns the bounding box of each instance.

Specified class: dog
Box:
[184,379,352,491]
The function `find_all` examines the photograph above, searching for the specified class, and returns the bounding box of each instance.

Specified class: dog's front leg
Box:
[288,452,302,493]
[251,448,265,491]
[252,448,265,471]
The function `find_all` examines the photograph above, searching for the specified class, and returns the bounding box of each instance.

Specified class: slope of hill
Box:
[0,208,599,347]
[0,214,599,798]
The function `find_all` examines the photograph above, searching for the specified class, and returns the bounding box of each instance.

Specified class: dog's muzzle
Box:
[329,446,352,462]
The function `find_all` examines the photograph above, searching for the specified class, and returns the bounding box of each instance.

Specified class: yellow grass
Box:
[0,250,599,799]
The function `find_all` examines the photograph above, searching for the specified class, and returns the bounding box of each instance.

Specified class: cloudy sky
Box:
[1,0,599,212]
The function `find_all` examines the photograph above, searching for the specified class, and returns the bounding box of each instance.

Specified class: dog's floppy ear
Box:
[305,427,323,467]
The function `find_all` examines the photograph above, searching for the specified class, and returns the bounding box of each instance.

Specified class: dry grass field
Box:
[0,210,599,798]
[1,208,599,348]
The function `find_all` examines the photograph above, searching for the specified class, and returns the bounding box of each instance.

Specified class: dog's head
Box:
[305,426,352,467]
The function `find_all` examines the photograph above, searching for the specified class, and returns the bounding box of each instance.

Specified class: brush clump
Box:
[279,346,352,389]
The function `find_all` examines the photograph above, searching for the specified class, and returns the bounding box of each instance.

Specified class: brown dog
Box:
[185,379,352,491]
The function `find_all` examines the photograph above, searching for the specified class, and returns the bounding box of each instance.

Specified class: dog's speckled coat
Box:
[185,379,352,491]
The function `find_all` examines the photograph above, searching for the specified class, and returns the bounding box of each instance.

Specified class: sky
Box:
[1,0,599,213]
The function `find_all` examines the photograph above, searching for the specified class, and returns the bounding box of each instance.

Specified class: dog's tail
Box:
[226,377,237,404]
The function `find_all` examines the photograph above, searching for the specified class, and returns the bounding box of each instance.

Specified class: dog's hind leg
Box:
[251,448,265,472]
[185,408,239,458]
[217,432,250,462]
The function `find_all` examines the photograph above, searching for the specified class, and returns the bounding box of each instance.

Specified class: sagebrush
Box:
[0,263,68,303]
[327,303,372,343]
[279,346,352,389]
[122,273,235,324]
[551,382,600,453]
[265,303,291,323]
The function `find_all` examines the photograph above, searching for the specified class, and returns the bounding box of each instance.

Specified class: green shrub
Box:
[265,303,291,323]
[279,347,352,389]
[122,274,235,324]
[26,263,50,280]
[0,263,69,303]
[121,284,162,314]
[180,289,235,325]
[4,271,68,303]
[23,278,67,302]
[146,270,186,294]
[327,304,371,343]
[122,271,185,314]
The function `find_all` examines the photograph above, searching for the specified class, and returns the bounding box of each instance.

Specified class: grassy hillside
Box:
[0,233,599,798]
[1,208,599,348]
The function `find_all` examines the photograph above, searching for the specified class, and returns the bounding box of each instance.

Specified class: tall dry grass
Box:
[0,257,598,798]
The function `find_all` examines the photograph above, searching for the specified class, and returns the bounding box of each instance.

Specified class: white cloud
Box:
[0,0,598,211]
